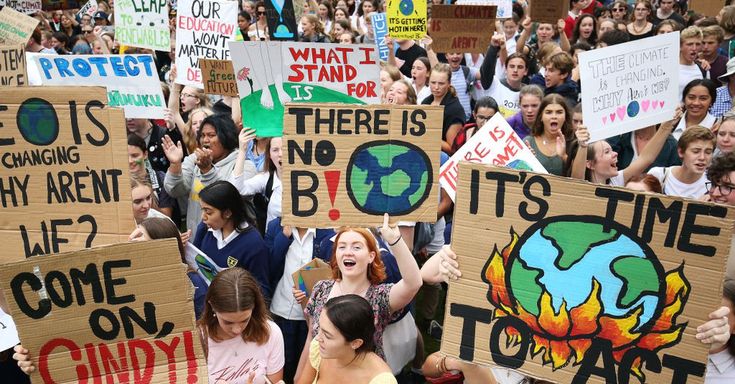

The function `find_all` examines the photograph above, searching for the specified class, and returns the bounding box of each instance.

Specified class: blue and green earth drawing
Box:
[508,216,665,332]
[16,98,59,145]
[346,141,432,216]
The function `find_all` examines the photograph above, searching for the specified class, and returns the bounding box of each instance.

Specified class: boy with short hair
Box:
[542,52,578,107]
[647,126,715,199]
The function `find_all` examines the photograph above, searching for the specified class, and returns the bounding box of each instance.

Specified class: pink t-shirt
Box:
[207,320,285,384]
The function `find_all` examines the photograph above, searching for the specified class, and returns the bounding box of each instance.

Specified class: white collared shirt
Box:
[270,228,317,320]
[673,112,717,141]
[209,222,249,250]
[706,349,735,383]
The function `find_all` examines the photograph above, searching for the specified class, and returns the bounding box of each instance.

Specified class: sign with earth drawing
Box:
[0,86,135,264]
[442,163,734,384]
[229,41,381,137]
[281,103,443,227]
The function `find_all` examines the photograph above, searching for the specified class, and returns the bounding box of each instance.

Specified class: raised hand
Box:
[238,127,256,152]
[194,147,213,173]
[575,125,590,148]
[378,213,401,246]
[162,135,184,164]
[555,131,567,158]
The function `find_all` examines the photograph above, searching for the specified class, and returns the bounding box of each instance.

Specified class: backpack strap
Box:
[265,169,275,199]
[461,65,472,93]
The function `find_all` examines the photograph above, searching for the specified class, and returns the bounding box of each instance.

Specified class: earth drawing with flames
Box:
[483,215,690,382]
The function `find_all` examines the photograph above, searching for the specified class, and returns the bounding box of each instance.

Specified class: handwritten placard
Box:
[0,6,39,44]
[386,0,427,39]
[579,32,679,142]
[0,43,26,86]
[429,5,496,53]
[114,0,170,51]
[199,58,238,96]
[0,87,134,263]
[175,0,237,87]
[5,0,42,14]
[372,12,390,61]
[0,240,208,383]
[31,54,167,118]
[528,0,567,24]
[439,114,546,201]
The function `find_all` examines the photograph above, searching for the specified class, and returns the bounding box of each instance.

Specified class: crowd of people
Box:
[6,0,735,383]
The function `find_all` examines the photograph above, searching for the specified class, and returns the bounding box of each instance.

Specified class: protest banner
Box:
[386,0,426,39]
[372,12,390,61]
[529,0,567,25]
[0,43,26,86]
[199,58,238,96]
[75,0,97,19]
[0,6,39,44]
[114,0,170,51]
[579,32,679,142]
[439,114,546,201]
[0,239,208,383]
[31,54,167,118]
[0,87,134,263]
[455,0,511,18]
[5,0,42,14]
[175,0,237,87]
[429,5,496,53]
[292,259,331,310]
[281,103,443,227]
[230,41,381,137]
[442,163,734,384]
[265,0,297,41]
[688,0,722,17]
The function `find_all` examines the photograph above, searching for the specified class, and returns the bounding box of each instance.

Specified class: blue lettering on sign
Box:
[38,55,156,80]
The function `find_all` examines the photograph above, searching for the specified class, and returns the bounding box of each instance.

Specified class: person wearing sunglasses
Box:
[248,1,270,41]
[609,0,628,23]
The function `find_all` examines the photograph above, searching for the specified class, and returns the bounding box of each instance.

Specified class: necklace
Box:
[631,21,648,34]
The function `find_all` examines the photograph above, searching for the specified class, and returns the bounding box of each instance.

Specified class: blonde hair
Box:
[183,107,213,153]
[680,26,703,42]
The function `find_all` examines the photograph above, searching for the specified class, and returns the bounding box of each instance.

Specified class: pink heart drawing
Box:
[616,106,626,121]
[641,99,650,112]
[658,101,665,109]
[602,115,608,125]
[652,101,658,110]
[610,112,617,122]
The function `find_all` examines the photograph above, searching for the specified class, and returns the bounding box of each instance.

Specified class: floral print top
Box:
[305,280,398,359]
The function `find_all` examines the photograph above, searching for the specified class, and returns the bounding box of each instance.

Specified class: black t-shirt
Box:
[422,93,465,141]
[396,43,428,78]
[148,121,185,174]
[653,12,685,27]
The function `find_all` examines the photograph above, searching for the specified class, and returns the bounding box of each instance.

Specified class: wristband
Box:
[388,235,402,247]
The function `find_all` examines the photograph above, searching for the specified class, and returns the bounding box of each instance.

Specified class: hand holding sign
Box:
[238,127,256,152]
[12,345,33,374]
[696,306,731,352]
[575,125,590,148]
[379,213,401,246]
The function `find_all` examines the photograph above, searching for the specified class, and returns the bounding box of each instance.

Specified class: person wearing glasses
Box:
[653,0,685,26]
[609,0,628,23]
[249,1,270,41]
[627,0,654,41]
[702,153,735,282]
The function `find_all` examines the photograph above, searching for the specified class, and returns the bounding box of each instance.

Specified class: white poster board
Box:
[439,114,547,201]
[31,54,166,118]
[0,308,20,351]
[579,32,680,142]
[114,0,170,51]
[175,0,237,87]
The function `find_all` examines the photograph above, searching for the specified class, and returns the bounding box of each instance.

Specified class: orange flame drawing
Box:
[483,229,689,382]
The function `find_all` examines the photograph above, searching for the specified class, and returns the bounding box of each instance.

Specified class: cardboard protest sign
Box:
[199,58,238,96]
[5,0,42,14]
[386,0,427,39]
[175,0,237,87]
[688,0,723,17]
[0,239,208,383]
[114,0,170,51]
[429,5,496,53]
[292,259,331,309]
[372,12,390,61]
[455,0,512,18]
[31,54,167,118]
[265,0,297,41]
[230,41,381,137]
[76,0,98,18]
[0,87,134,263]
[579,32,679,142]
[439,114,546,201]
[0,43,26,86]
[442,163,734,384]
[282,103,443,227]
[529,0,567,25]
[0,6,39,44]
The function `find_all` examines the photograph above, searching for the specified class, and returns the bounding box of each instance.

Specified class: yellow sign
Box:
[387,0,427,40]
